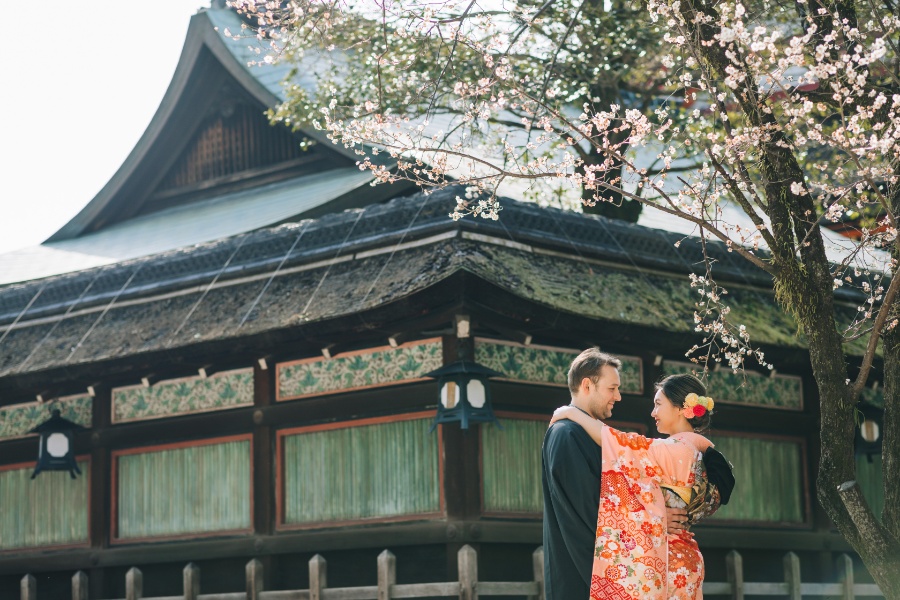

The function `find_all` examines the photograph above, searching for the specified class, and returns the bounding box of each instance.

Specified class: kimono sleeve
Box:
[703,446,735,505]
[542,420,602,598]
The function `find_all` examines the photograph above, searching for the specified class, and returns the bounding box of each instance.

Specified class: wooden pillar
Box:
[531,547,545,600]
[377,550,396,600]
[309,554,327,600]
[725,550,744,600]
[442,334,482,578]
[20,575,35,600]
[183,563,200,600]
[252,361,274,536]
[838,554,855,600]
[246,559,264,600]
[126,567,143,600]
[783,552,801,600]
[72,571,89,600]
[458,545,478,600]
[90,385,112,599]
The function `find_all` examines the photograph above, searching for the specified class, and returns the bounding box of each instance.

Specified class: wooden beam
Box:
[253,361,274,536]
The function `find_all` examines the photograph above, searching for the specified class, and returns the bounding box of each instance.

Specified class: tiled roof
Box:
[0,185,875,378]
[0,168,374,285]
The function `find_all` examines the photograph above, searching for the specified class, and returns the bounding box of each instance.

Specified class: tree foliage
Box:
[235,0,677,220]
[231,0,900,593]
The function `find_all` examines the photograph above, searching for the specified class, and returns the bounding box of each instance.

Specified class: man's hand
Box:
[666,507,688,534]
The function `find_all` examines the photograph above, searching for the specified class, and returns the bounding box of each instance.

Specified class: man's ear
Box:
[580,377,593,393]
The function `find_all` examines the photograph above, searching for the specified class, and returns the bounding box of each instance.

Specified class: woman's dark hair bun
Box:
[656,373,712,432]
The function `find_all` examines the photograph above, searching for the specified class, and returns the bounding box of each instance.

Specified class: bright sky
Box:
[0,1,210,255]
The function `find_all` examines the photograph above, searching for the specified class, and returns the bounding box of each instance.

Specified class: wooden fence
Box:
[19,546,885,600]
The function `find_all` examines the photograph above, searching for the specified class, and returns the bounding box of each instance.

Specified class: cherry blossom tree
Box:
[237,0,681,221]
[231,0,900,592]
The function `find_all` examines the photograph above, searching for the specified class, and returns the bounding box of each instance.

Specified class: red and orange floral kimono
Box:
[591,425,714,600]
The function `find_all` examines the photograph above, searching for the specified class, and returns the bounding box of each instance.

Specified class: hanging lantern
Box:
[30,409,85,479]
[424,361,504,431]
[855,401,883,457]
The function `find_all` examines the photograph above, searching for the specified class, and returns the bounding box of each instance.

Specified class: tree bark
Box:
[879,179,900,542]
[580,84,642,222]
[580,145,642,222]
[670,0,900,593]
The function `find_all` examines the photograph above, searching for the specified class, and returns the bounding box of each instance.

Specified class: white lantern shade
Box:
[467,379,486,408]
[441,381,459,409]
[861,419,880,443]
[46,433,70,458]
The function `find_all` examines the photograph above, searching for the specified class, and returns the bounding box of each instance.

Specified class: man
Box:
[542,348,734,600]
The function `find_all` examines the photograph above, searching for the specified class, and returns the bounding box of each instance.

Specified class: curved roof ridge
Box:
[45,7,358,244]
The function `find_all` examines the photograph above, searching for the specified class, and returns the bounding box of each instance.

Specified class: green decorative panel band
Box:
[116,438,252,539]
[112,368,254,423]
[475,339,643,395]
[481,417,545,513]
[663,361,803,410]
[857,453,884,522]
[281,417,440,524]
[0,394,92,441]
[708,435,805,523]
[277,339,443,401]
[0,461,89,549]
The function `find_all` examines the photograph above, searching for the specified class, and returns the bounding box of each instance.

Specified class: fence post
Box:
[783,552,801,600]
[458,544,478,600]
[838,554,855,600]
[20,575,36,600]
[310,554,327,600]
[531,546,545,600]
[378,550,396,600]
[246,559,264,600]
[726,550,744,600]
[72,571,89,600]
[127,567,143,600]
[184,563,200,600]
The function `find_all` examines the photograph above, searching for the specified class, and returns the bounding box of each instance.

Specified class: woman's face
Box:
[651,389,685,435]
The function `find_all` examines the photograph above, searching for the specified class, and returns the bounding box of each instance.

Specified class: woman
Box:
[550,374,722,600]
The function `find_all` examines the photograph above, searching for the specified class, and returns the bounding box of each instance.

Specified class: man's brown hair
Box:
[567,348,622,394]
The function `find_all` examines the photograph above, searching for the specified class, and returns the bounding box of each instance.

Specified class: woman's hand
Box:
[550,405,578,425]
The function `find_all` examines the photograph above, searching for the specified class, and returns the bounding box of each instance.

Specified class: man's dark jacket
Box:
[541,421,734,600]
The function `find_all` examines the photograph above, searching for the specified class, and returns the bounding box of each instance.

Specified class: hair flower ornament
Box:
[682,393,714,419]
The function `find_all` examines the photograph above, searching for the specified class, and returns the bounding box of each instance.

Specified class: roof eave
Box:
[45,9,359,244]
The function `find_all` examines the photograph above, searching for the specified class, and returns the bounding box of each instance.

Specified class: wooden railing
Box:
[20,546,884,599]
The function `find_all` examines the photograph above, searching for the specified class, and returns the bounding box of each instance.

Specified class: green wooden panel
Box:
[0,395,92,441]
[0,461,89,549]
[475,340,643,395]
[856,453,884,521]
[112,369,254,422]
[482,418,545,513]
[278,341,443,400]
[117,440,251,539]
[283,418,440,524]
[664,361,803,410]
[480,419,641,514]
[708,436,804,523]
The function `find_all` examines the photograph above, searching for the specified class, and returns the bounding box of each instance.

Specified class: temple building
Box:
[0,3,884,598]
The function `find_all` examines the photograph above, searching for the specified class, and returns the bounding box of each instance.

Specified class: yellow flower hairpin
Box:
[682,393,714,419]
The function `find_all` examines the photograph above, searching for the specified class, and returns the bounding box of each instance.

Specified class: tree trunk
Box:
[669,0,900,589]
[880,327,900,539]
[580,146,642,222]
[579,83,642,223]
